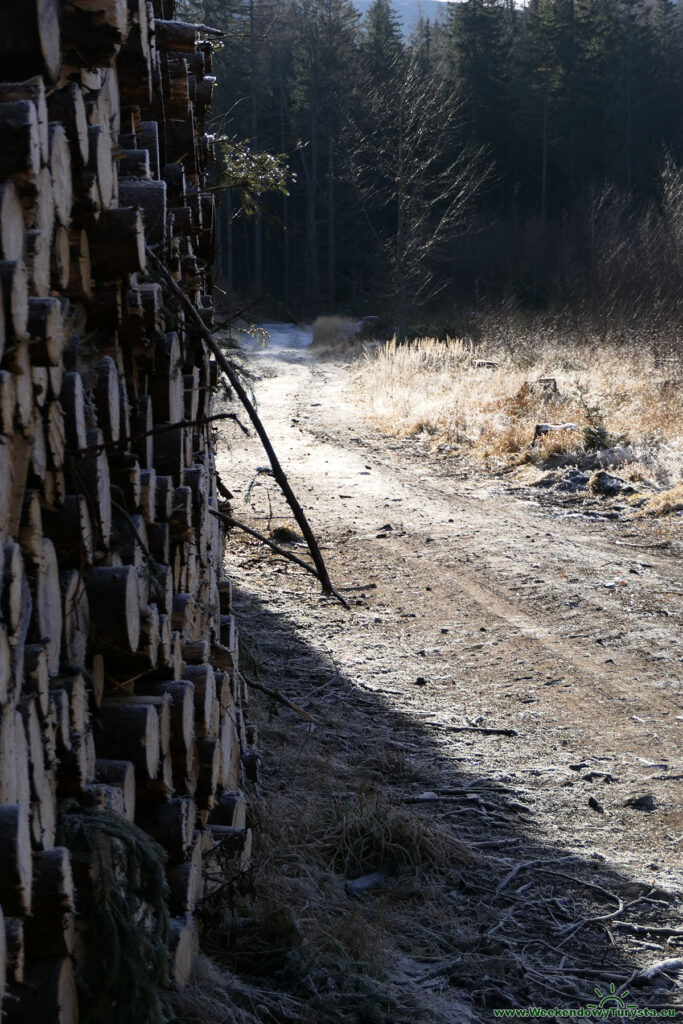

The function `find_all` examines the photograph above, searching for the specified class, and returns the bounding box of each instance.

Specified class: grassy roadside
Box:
[354,328,683,515]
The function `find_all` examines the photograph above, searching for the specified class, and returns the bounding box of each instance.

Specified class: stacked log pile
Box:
[0,1,255,1017]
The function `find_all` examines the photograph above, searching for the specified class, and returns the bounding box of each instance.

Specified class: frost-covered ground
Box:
[233,321,314,352]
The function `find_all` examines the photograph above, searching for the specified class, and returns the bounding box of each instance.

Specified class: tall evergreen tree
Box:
[362,0,403,77]
[447,0,512,180]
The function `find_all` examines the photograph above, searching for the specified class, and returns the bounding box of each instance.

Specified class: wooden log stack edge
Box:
[0,1,255,1016]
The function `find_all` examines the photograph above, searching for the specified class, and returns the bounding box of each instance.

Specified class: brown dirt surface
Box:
[208,339,683,1024]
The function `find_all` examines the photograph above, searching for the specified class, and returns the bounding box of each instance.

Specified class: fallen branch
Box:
[146,246,342,605]
[209,508,350,610]
[130,412,250,439]
[611,922,683,939]
[556,898,627,945]
[496,856,582,895]
[303,671,342,704]
[428,724,518,737]
[632,958,683,983]
[239,673,316,723]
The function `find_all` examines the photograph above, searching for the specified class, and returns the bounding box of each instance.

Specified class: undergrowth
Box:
[311,315,358,349]
[169,779,478,1024]
[317,791,475,877]
[355,321,683,491]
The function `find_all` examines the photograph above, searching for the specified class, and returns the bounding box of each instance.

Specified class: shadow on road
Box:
[215,580,682,1024]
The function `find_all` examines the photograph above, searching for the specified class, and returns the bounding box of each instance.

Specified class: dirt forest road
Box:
[214,335,683,1022]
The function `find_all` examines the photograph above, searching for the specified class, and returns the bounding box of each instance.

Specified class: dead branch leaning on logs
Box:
[144,246,346,608]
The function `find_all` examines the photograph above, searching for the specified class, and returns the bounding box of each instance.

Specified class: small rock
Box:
[532,422,579,444]
[588,795,604,813]
[589,469,634,497]
[624,793,657,811]
[558,468,589,492]
[379,523,393,531]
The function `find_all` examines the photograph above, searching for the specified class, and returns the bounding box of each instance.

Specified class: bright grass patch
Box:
[355,334,683,486]
[311,315,358,349]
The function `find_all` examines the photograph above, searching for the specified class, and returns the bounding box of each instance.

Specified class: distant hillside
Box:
[353,0,450,35]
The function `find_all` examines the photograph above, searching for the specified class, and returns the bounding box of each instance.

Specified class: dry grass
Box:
[311,315,358,349]
[168,778,477,1024]
[168,703,480,1024]
[316,791,476,877]
[355,334,683,487]
[636,482,683,516]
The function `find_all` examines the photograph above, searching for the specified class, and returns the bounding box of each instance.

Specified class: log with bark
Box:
[0,3,62,84]
[75,428,113,549]
[97,701,160,779]
[47,83,89,167]
[28,298,66,367]
[0,182,25,264]
[0,259,30,343]
[0,101,41,186]
[0,803,33,916]
[5,956,78,1024]
[86,565,141,654]
[61,0,129,68]
[89,207,147,279]
[94,758,136,820]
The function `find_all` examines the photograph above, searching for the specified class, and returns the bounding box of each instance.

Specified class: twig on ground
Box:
[303,671,342,703]
[556,899,627,945]
[240,672,316,723]
[612,922,683,939]
[618,958,683,997]
[496,856,584,895]
[427,724,518,737]
[208,508,350,610]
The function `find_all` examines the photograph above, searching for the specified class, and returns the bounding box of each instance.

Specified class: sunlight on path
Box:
[235,321,314,351]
